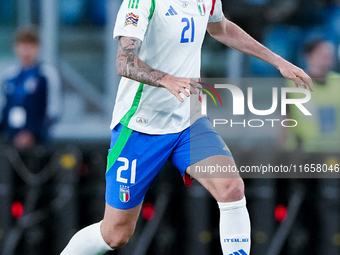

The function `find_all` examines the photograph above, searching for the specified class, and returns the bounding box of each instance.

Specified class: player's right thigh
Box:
[101,202,142,248]
[103,123,182,247]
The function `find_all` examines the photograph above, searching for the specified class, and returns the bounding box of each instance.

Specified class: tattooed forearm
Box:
[116,37,167,87]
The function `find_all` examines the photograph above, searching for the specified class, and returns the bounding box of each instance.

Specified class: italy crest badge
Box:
[197,0,206,16]
[119,185,130,203]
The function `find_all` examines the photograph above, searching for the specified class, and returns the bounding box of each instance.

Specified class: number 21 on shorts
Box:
[116,157,137,184]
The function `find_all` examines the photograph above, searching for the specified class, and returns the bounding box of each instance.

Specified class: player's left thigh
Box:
[187,154,244,202]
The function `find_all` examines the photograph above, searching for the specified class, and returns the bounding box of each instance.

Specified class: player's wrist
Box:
[271,54,287,70]
[157,74,171,88]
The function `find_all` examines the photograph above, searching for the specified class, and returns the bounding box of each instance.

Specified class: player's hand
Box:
[189,79,202,94]
[277,60,314,91]
[158,75,201,102]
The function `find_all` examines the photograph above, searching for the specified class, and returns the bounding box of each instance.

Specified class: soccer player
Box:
[61,0,314,254]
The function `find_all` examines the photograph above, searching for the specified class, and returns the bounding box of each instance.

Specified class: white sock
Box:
[60,221,113,255]
[218,197,251,255]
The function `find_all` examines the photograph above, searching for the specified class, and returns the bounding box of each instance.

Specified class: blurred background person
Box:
[285,39,340,152]
[0,26,62,149]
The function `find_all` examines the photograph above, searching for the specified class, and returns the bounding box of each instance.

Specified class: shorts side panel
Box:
[106,125,133,174]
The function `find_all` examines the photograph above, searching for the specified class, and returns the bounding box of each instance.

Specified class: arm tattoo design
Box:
[116,37,167,87]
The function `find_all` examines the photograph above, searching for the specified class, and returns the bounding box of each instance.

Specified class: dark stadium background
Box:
[0,0,340,254]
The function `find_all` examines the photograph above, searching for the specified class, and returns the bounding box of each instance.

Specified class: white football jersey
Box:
[111,0,223,134]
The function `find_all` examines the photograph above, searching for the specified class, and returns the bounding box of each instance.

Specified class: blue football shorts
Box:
[105,116,233,209]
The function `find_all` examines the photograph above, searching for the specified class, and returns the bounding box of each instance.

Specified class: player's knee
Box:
[102,226,134,249]
[217,178,244,202]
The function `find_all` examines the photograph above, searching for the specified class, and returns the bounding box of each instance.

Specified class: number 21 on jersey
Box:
[116,157,136,184]
[181,17,195,43]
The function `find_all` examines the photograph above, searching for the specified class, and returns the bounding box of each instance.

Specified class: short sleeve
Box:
[208,0,223,23]
[113,0,152,41]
